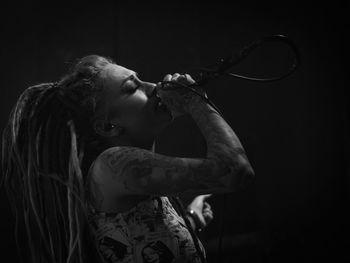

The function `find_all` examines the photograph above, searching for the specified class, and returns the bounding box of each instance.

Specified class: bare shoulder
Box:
[88,147,132,197]
[87,147,150,212]
[95,146,188,193]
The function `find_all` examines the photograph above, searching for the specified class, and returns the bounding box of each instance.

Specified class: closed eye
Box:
[123,74,142,94]
[127,84,141,93]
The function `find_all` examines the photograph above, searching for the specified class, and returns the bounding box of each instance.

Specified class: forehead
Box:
[99,63,136,118]
[102,64,136,92]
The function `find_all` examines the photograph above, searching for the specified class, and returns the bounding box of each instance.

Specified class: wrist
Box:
[187,96,218,117]
[186,213,197,231]
[186,209,203,233]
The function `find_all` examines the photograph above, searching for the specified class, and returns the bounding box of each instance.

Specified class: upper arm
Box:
[95,146,252,196]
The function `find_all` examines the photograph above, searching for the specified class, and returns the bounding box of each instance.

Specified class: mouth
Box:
[154,95,169,112]
[151,95,173,124]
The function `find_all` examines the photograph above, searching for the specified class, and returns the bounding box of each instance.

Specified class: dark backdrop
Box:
[1,1,349,262]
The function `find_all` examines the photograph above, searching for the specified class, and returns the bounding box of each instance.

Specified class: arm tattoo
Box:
[188,99,249,162]
[87,170,105,210]
[99,147,240,195]
[96,98,253,196]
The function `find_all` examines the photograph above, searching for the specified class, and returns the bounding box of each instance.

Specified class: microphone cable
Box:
[171,196,207,263]
[159,34,300,262]
[159,34,301,118]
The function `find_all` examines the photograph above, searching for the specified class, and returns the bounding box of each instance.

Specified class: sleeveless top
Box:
[87,163,206,263]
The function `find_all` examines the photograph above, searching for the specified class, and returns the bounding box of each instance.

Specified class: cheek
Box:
[118,95,157,131]
[120,94,149,116]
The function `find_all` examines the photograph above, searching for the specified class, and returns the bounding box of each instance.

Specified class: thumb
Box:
[202,194,212,200]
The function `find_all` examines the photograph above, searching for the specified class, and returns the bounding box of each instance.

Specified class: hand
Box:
[156,73,199,118]
[187,194,214,231]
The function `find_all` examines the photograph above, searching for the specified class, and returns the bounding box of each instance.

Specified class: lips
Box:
[152,94,172,122]
[157,100,166,109]
[154,95,168,111]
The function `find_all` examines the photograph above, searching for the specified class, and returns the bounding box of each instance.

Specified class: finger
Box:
[177,75,188,81]
[203,209,210,215]
[163,74,172,82]
[204,209,213,215]
[204,212,213,218]
[196,194,211,203]
[203,207,212,213]
[204,213,214,221]
[171,73,181,81]
[203,202,211,209]
[156,82,162,91]
[177,74,192,84]
[203,210,212,217]
[203,194,212,200]
[203,207,213,213]
[204,212,213,220]
[184,74,196,84]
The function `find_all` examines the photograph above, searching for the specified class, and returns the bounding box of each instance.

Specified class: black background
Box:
[1,1,349,262]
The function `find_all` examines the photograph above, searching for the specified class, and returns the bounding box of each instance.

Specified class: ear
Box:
[93,119,124,138]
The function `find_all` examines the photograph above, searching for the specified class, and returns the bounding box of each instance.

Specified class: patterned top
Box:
[88,195,206,263]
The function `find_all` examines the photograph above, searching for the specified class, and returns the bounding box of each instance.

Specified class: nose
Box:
[143,81,157,98]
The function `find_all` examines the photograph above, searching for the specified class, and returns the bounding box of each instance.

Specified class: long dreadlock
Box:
[1,55,115,263]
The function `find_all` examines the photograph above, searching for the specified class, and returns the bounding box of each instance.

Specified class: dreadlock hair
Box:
[1,55,116,263]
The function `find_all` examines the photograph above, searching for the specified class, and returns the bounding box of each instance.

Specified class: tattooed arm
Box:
[93,74,254,197]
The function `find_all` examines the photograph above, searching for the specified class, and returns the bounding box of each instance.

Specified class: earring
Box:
[104,123,116,131]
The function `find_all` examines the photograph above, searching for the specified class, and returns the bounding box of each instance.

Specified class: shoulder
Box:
[88,147,155,211]
[87,147,126,193]
[95,146,147,174]
[87,147,139,209]
[90,146,150,191]
[96,146,180,175]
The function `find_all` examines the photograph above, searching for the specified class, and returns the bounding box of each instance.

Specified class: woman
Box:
[2,55,254,263]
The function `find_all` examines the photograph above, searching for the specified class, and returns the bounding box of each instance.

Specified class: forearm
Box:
[157,73,254,191]
[185,209,203,233]
[188,98,254,189]
[189,98,246,161]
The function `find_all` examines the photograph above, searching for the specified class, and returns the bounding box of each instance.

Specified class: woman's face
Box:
[100,63,172,147]
[142,247,160,263]
[99,243,119,262]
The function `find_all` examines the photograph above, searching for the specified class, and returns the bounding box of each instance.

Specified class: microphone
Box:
[157,34,300,117]
[156,78,222,117]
